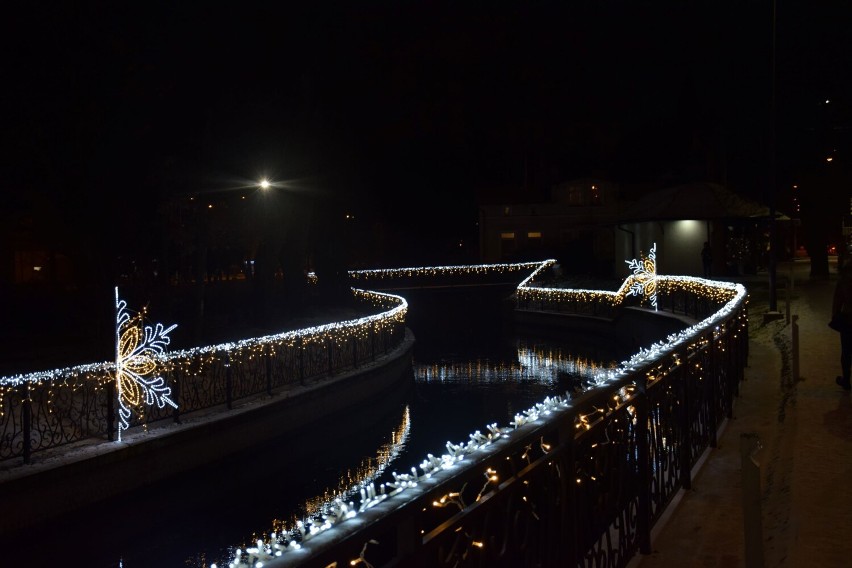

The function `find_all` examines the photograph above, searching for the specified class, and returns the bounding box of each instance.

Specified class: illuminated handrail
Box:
[0,260,749,568]
[214,261,747,567]
[0,288,408,462]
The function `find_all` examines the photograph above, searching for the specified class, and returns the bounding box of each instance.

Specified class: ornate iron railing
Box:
[0,259,750,568]
[0,288,407,463]
[238,268,748,568]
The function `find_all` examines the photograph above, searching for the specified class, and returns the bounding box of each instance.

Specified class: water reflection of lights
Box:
[302,406,411,520]
[206,406,411,568]
[415,342,618,387]
[205,262,747,567]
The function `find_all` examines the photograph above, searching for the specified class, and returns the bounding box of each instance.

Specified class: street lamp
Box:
[259,179,271,190]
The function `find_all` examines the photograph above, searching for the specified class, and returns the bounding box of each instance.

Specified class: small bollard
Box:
[740,432,764,568]
[792,314,799,382]
[785,281,791,325]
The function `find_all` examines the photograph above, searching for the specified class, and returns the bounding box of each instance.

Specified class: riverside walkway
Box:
[631,258,852,568]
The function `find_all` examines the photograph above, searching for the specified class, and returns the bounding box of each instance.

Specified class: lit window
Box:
[501,232,515,239]
[527,231,542,239]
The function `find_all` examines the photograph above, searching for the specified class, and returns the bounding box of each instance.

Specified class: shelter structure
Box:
[478,179,791,279]
[616,182,791,277]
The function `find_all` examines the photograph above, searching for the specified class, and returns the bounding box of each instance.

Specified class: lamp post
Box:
[768,0,778,313]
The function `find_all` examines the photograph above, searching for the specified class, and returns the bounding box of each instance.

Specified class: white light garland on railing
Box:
[212,261,746,566]
[217,406,412,568]
[0,258,748,568]
[0,289,407,390]
[163,288,406,363]
[0,289,408,443]
[348,261,544,281]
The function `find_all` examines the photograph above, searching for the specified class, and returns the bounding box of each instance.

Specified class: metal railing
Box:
[256,271,748,568]
[0,260,750,568]
[0,288,407,463]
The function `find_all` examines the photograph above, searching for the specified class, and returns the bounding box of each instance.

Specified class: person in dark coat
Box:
[701,241,712,278]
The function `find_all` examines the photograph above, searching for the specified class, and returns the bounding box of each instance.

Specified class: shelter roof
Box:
[619,182,790,222]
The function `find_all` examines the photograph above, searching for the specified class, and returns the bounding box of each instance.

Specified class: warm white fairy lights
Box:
[114,287,178,442]
[163,288,407,367]
[0,259,747,568]
[211,261,746,567]
[218,407,412,568]
[0,288,408,442]
[348,261,544,281]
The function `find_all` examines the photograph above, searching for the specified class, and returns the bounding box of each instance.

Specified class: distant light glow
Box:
[259,179,271,189]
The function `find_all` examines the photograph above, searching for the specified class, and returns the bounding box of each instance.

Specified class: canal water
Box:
[3,286,634,568]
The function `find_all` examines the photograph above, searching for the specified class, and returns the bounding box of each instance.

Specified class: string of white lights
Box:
[216,261,747,567]
[349,261,545,280]
[0,289,407,388]
[0,257,747,568]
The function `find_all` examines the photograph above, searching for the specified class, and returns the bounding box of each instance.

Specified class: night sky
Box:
[5,1,851,264]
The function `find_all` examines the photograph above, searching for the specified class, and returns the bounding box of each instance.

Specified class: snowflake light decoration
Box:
[625,242,658,310]
[114,287,177,441]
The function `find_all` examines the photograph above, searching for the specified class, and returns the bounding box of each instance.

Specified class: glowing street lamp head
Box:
[259,179,271,190]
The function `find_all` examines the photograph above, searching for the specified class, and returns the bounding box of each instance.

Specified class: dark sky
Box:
[4,1,851,255]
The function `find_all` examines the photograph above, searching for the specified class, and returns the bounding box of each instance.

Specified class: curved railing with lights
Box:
[0,259,749,568]
[212,261,748,568]
[0,288,408,463]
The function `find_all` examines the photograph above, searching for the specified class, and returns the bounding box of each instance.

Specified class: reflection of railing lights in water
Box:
[212,406,411,568]
[304,406,410,519]
[198,262,746,567]
[415,342,618,386]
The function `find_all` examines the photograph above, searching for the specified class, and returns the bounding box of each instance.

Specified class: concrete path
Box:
[630,260,852,568]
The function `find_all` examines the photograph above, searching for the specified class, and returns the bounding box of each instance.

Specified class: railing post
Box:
[785,281,791,325]
[299,337,305,384]
[395,516,420,565]
[565,429,579,565]
[372,325,377,361]
[792,315,800,382]
[328,337,334,376]
[724,331,735,419]
[679,365,692,490]
[352,336,358,368]
[172,368,181,424]
[635,378,652,555]
[107,378,116,442]
[225,353,233,410]
[266,351,273,396]
[708,347,719,449]
[22,382,32,465]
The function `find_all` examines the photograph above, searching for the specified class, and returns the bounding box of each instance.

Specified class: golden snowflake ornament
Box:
[625,242,658,310]
[114,287,177,441]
